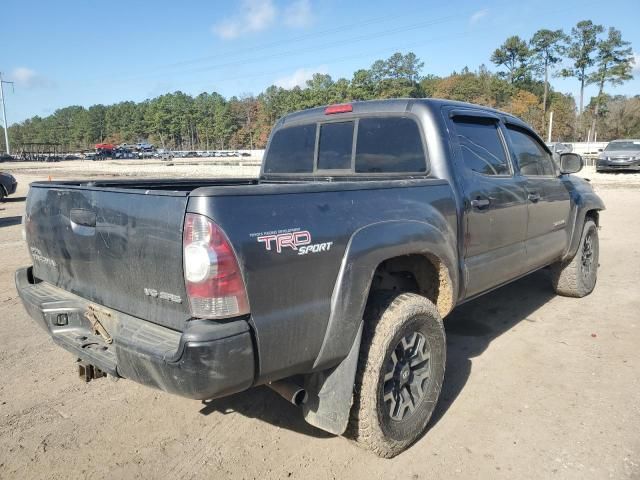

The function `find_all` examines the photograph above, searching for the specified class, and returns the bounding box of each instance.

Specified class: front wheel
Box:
[551,219,599,297]
[349,292,446,458]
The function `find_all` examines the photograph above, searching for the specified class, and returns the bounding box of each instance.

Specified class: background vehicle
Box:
[16,99,603,457]
[0,172,17,201]
[546,142,573,162]
[154,149,175,160]
[597,139,640,172]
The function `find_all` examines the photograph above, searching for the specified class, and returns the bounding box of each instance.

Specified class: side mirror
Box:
[559,152,583,174]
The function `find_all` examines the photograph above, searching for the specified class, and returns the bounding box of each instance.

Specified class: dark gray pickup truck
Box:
[16,99,604,457]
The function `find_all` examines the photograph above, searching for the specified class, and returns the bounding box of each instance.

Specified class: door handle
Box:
[470,198,491,209]
[527,193,541,203]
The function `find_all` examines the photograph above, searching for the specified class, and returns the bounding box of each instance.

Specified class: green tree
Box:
[598,95,640,139]
[530,29,567,117]
[491,36,531,84]
[586,27,634,141]
[560,20,604,115]
[369,52,424,98]
[349,69,375,100]
[418,74,441,97]
[303,73,335,107]
[547,92,577,141]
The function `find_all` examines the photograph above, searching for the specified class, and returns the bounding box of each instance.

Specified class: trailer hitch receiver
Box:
[77,360,107,382]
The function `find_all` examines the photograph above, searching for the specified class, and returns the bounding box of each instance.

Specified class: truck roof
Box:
[278,98,527,129]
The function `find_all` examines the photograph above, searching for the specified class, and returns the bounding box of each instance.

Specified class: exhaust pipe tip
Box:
[268,380,308,406]
[291,388,308,407]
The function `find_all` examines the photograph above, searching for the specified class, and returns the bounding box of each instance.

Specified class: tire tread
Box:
[551,219,598,298]
[348,292,445,458]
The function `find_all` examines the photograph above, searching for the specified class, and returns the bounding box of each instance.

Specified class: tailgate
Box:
[25,184,191,330]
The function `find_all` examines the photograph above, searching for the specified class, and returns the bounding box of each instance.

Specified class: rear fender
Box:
[312,219,458,371]
[302,220,457,435]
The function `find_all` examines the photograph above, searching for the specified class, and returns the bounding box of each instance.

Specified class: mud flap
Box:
[302,322,363,435]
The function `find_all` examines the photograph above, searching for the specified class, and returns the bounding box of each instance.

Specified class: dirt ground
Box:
[0,163,639,479]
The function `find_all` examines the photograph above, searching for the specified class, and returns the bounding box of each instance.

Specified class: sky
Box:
[2,0,639,125]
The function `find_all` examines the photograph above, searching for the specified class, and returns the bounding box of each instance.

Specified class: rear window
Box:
[263,115,427,175]
[355,117,426,173]
[264,124,316,174]
[318,121,354,170]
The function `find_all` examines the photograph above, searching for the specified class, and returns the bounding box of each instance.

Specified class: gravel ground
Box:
[0,163,638,479]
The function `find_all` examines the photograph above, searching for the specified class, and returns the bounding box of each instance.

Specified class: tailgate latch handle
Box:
[70,209,97,236]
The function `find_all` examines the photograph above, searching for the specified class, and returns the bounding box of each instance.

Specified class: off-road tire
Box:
[0,187,5,202]
[348,292,446,458]
[551,219,599,297]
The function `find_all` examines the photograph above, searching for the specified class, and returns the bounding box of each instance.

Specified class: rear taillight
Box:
[183,213,249,319]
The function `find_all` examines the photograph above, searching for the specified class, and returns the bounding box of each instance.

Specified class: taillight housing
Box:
[183,213,249,319]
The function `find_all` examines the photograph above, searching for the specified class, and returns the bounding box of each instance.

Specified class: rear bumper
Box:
[15,267,255,400]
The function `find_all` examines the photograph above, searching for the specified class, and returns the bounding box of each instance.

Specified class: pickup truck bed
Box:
[22,176,457,384]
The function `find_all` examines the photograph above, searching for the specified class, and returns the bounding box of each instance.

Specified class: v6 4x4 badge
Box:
[252,229,332,255]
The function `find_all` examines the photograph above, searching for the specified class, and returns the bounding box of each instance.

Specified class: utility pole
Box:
[547,111,554,143]
[0,72,14,155]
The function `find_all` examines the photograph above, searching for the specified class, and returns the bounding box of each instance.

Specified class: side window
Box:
[355,117,426,173]
[264,124,316,174]
[317,121,354,170]
[506,126,556,176]
[452,117,510,176]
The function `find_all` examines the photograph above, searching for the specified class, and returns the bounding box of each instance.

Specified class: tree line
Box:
[4,19,636,153]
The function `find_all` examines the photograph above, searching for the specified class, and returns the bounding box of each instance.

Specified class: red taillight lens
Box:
[183,213,249,319]
[324,103,353,115]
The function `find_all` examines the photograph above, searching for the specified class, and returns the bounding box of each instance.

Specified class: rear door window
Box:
[355,117,427,173]
[317,121,354,170]
[264,124,316,174]
[452,117,510,176]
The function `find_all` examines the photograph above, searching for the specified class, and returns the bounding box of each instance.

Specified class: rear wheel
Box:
[551,219,599,297]
[0,187,5,202]
[349,292,445,458]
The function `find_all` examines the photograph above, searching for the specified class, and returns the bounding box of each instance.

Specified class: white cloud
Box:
[469,9,488,25]
[633,53,640,72]
[283,0,313,28]
[212,0,277,40]
[8,67,53,89]
[212,0,314,40]
[274,65,328,89]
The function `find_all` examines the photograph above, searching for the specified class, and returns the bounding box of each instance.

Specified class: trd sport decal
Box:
[250,227,333,255]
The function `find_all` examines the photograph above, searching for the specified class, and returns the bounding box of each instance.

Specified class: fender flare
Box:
[312,219,458,371]
[563,189,605,261]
